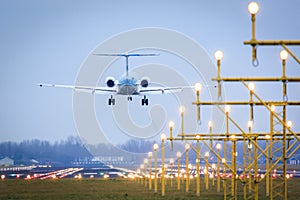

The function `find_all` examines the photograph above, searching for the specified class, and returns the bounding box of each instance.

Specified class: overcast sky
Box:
[0,0,299,144]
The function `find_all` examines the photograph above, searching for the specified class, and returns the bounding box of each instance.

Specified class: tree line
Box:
[0,137,159,166]
[0,136,91,166]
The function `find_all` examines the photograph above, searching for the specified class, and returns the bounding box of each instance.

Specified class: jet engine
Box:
[140,77,150,87]
[106,77,115,87]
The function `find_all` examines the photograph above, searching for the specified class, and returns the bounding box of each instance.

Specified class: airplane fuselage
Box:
[116,78,139,95]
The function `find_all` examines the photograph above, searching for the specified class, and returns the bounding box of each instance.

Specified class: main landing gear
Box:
[141,95,148,106]
[108,95,115,106]
[108,95,149,106]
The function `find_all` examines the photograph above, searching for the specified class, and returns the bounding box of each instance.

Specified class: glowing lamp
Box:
[248,2,260,14]
[216,143,222,150]
[248,82,255,91]
[270,105,276,112]
[179,106,185,114]
[161,133,167,141]
[214,50,224,61]
[170,158,174,164]
[248,143,253,149]
[205,152,209,158]
[248,120,253,129]
[225,105,231,113]
[280,50,288,61]
[185,143,190,150]
[230,134,236,140]
[176,152,182,158]
[287,120,293,128]
[169,121,174,128]
[208,121,213,128]
[194,83,202,92]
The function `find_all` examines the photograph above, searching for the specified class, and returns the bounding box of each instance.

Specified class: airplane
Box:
[39,53,183,106]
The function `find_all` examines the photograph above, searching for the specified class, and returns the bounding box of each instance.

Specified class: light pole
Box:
[280,50,289,99]
[280,49,289,200]
[216,143,222,192]
[170,158,174,187]
[279,50,289,95]
[148,152,153,190]
[222,158,227,200]
[137,168,141,183]
[243,123,248,200]
[224,105,230,195]
[265,133,270,197]
[225,105,230,135]
[161,133,167,196]
[251,122,259,200]
[140,164,144,184]
[176,151,181,191]
[269,105,275,199]
[169,121,174,151]
[194,83,202,122]
[211,164,216,186]
[287,120,293,151]
[247,2,260,64]
[185,143,190,192]
[180,106,185,140]
[153,143,159,193]
[205,151,209,190]
[248,82,255,122]
[196,134,201,196]
[214,50,224,100]
[230,134,237,199]
[208,121,213,151]
[248,142,253,191]
[248,120,254,194]
[144,158,148,187]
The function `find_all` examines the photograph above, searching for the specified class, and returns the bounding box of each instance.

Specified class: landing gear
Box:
[127,96,133,101]
[108,95,115,106]
[141,95,148,106]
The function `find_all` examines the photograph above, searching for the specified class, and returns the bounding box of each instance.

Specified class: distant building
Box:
[289,154,300,165]
[0,157,14,166]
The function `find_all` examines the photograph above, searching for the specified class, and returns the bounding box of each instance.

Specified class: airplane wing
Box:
[139,87,183,94]
[39,83,117,93]
[140,85,216,94]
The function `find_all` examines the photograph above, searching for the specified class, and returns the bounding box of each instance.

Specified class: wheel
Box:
[108,97,115,106]
[141,98,148,106]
